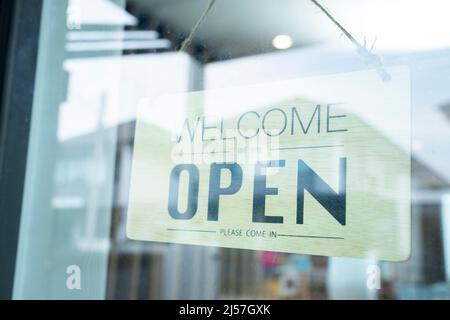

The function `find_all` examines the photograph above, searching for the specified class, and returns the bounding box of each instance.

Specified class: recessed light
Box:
[272,34,293,50]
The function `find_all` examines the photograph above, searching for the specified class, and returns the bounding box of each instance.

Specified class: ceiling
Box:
[130,0,339,57]
[130,0,450,58]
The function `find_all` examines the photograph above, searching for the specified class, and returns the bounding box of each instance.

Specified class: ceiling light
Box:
[272,35,293,50]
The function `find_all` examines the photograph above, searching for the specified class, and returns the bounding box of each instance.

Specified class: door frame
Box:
[0,0,43,299]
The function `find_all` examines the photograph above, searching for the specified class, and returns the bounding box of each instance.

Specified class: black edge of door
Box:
[0,0,43,299]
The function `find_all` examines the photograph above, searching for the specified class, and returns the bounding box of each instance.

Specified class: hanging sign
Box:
[126,67,411,261]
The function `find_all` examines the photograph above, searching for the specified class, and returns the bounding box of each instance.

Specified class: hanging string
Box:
[179,0,216,52]
[310,0,391,82]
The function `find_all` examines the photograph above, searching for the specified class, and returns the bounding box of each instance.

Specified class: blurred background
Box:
[10,0,450,299]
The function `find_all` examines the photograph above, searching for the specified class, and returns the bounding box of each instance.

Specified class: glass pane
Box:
[7,0,450,299]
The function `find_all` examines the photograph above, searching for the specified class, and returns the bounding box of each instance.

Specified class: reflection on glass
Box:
[11,0,450,300]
